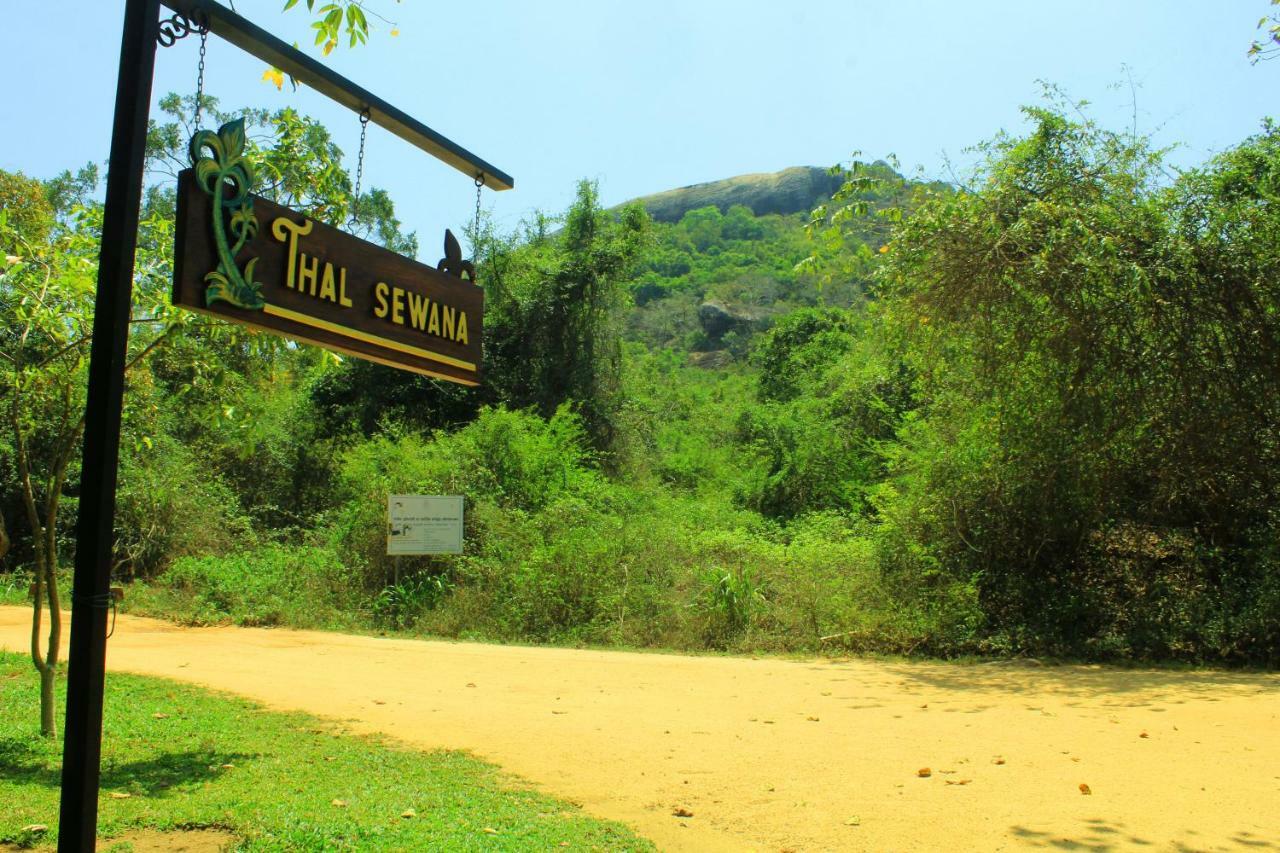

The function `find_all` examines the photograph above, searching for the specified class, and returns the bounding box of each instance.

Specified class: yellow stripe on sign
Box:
[263,303,477,372]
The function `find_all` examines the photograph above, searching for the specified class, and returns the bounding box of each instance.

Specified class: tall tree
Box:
[1,170,182,736]
[484,182,649,458]
[868,105,1280,657]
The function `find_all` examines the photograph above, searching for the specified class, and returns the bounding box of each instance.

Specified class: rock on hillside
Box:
[625,166,842,223]
[698,300,766,340]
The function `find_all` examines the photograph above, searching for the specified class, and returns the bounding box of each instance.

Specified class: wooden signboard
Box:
[66,7,513,844]
[173,137,482,385]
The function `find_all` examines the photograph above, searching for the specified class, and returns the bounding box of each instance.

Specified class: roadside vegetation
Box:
[4,87,1280,748]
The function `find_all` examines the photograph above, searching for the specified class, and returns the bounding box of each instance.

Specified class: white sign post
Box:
[387,495,464,555]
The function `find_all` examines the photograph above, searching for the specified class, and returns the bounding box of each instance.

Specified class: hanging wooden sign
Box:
[67,3,514,843]
[172,120,483,385]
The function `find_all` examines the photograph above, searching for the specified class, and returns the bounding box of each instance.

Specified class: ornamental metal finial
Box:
[437,229,476,281]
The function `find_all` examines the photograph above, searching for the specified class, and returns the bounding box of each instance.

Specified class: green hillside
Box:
[625,162,914,358]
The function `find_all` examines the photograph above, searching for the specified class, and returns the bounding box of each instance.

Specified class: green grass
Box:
[0,572,34,608]
[0,653,652,851]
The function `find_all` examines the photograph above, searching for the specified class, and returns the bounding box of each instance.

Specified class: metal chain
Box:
[193,25,208,129]
[350,108,371,227]
[473,173,484,253]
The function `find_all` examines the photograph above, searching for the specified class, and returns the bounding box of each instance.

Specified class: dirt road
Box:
[3,607,1277,851]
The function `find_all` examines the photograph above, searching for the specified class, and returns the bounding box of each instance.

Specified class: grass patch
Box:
[0,573,34,608]
[121,546,367,631]
[0,653,652,850]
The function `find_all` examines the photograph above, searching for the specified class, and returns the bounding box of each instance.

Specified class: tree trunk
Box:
[30,558,59,739]
[40,490,63,739]
[39,661,56,738]
[40,562,61,739]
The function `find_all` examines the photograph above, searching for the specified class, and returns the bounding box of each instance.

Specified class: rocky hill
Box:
[624,166,842,223]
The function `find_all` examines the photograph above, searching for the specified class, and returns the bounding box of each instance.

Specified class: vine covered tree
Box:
[484,181,650,458]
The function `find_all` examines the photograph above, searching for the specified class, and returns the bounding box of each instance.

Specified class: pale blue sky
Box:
[4,1,1277,258]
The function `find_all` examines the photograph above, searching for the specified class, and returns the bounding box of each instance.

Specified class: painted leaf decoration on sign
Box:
[222,120,247,166]
[191,135,225,193]
[231,206,259,240]
[190,118,265,310]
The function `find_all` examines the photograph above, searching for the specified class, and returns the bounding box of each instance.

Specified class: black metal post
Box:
[58,0,160,849]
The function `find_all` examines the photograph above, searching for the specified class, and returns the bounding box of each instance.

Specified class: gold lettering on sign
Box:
[408,292,429,329]
[370,281,470,345]
[271,217,314,290]
[299,253,318,294]
[320,264,336,301]
[391,288,405,325]
[442,305,456,340]
[270,216,352,307]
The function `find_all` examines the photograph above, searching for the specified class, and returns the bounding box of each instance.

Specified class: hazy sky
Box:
[4,1,1277,258]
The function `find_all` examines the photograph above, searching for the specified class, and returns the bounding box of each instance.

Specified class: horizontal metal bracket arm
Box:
[159,0,514,191]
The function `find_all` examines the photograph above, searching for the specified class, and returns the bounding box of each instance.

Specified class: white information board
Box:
[387,495,464,555]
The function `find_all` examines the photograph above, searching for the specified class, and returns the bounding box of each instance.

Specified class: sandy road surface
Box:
[3,607,1278,851]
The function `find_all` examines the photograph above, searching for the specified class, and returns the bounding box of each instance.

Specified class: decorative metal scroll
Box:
[157,12,204,47]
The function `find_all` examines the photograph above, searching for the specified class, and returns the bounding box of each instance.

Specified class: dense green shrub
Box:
[113,432,250,579]
[619,346,756,494]
[371,571,454,630]
[865,108,1280,662]
[155,545,359,627]
[331,405,599,589]
[484,182,649,457]
[736,321,914,520]
[751,308,858,403]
